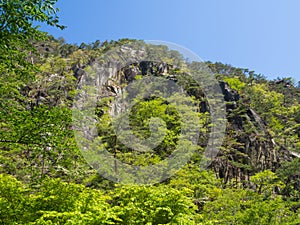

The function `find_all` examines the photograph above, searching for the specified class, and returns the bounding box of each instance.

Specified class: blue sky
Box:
[41,0,300,82]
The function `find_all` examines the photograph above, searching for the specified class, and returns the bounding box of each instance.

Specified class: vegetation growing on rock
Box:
[0,0,299,224]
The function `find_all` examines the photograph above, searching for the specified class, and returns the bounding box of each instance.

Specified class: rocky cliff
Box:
[76,57,298,185]
[212,81,297,185]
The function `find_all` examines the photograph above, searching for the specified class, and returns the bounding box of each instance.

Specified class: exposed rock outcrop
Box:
[76,58,299,185]
[211,83,298,185]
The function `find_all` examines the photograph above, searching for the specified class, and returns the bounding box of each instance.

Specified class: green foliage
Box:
[0,174,29,224]
[223,77,245,92]
[0,105,86,183]
[168,164,220,202]
[129,98,181,157]
[97,89,205,166]
[0,0,90,189]
[0,0,65,72]
[251,170,285,197]
[247,83,284,116]
[276,158,300,201]
[0,175,118,224]
[200,188,299,225]
[0,0,64,34]
[30,179,116,224]
[111,185,197,224]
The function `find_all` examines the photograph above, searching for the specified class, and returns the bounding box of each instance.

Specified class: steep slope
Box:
[72,42,299,185]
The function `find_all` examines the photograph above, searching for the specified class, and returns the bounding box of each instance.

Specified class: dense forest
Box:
[0,0,299,224]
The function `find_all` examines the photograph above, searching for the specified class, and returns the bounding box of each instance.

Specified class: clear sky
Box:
[41,0,300,82]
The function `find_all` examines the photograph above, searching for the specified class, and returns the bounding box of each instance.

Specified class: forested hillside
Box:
[0,1,299,224]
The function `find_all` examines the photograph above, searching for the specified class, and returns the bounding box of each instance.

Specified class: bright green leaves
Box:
[250,170,285,197]
[223,77,245,93]
[1,171,299,225]
[0,105,85,182]
[0,0,74,183]
[0,175,116,225]
[200,188,299,225]
[0,0,65,72]
[277,158,300,201]
[247,83,284,117]
[244,82,300,153]
[196,170,299,224]
[0,175,198,224]
[0,174,28,224]
[129,98,181,157]
[0,0,65,35]
[111,185,197,224]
